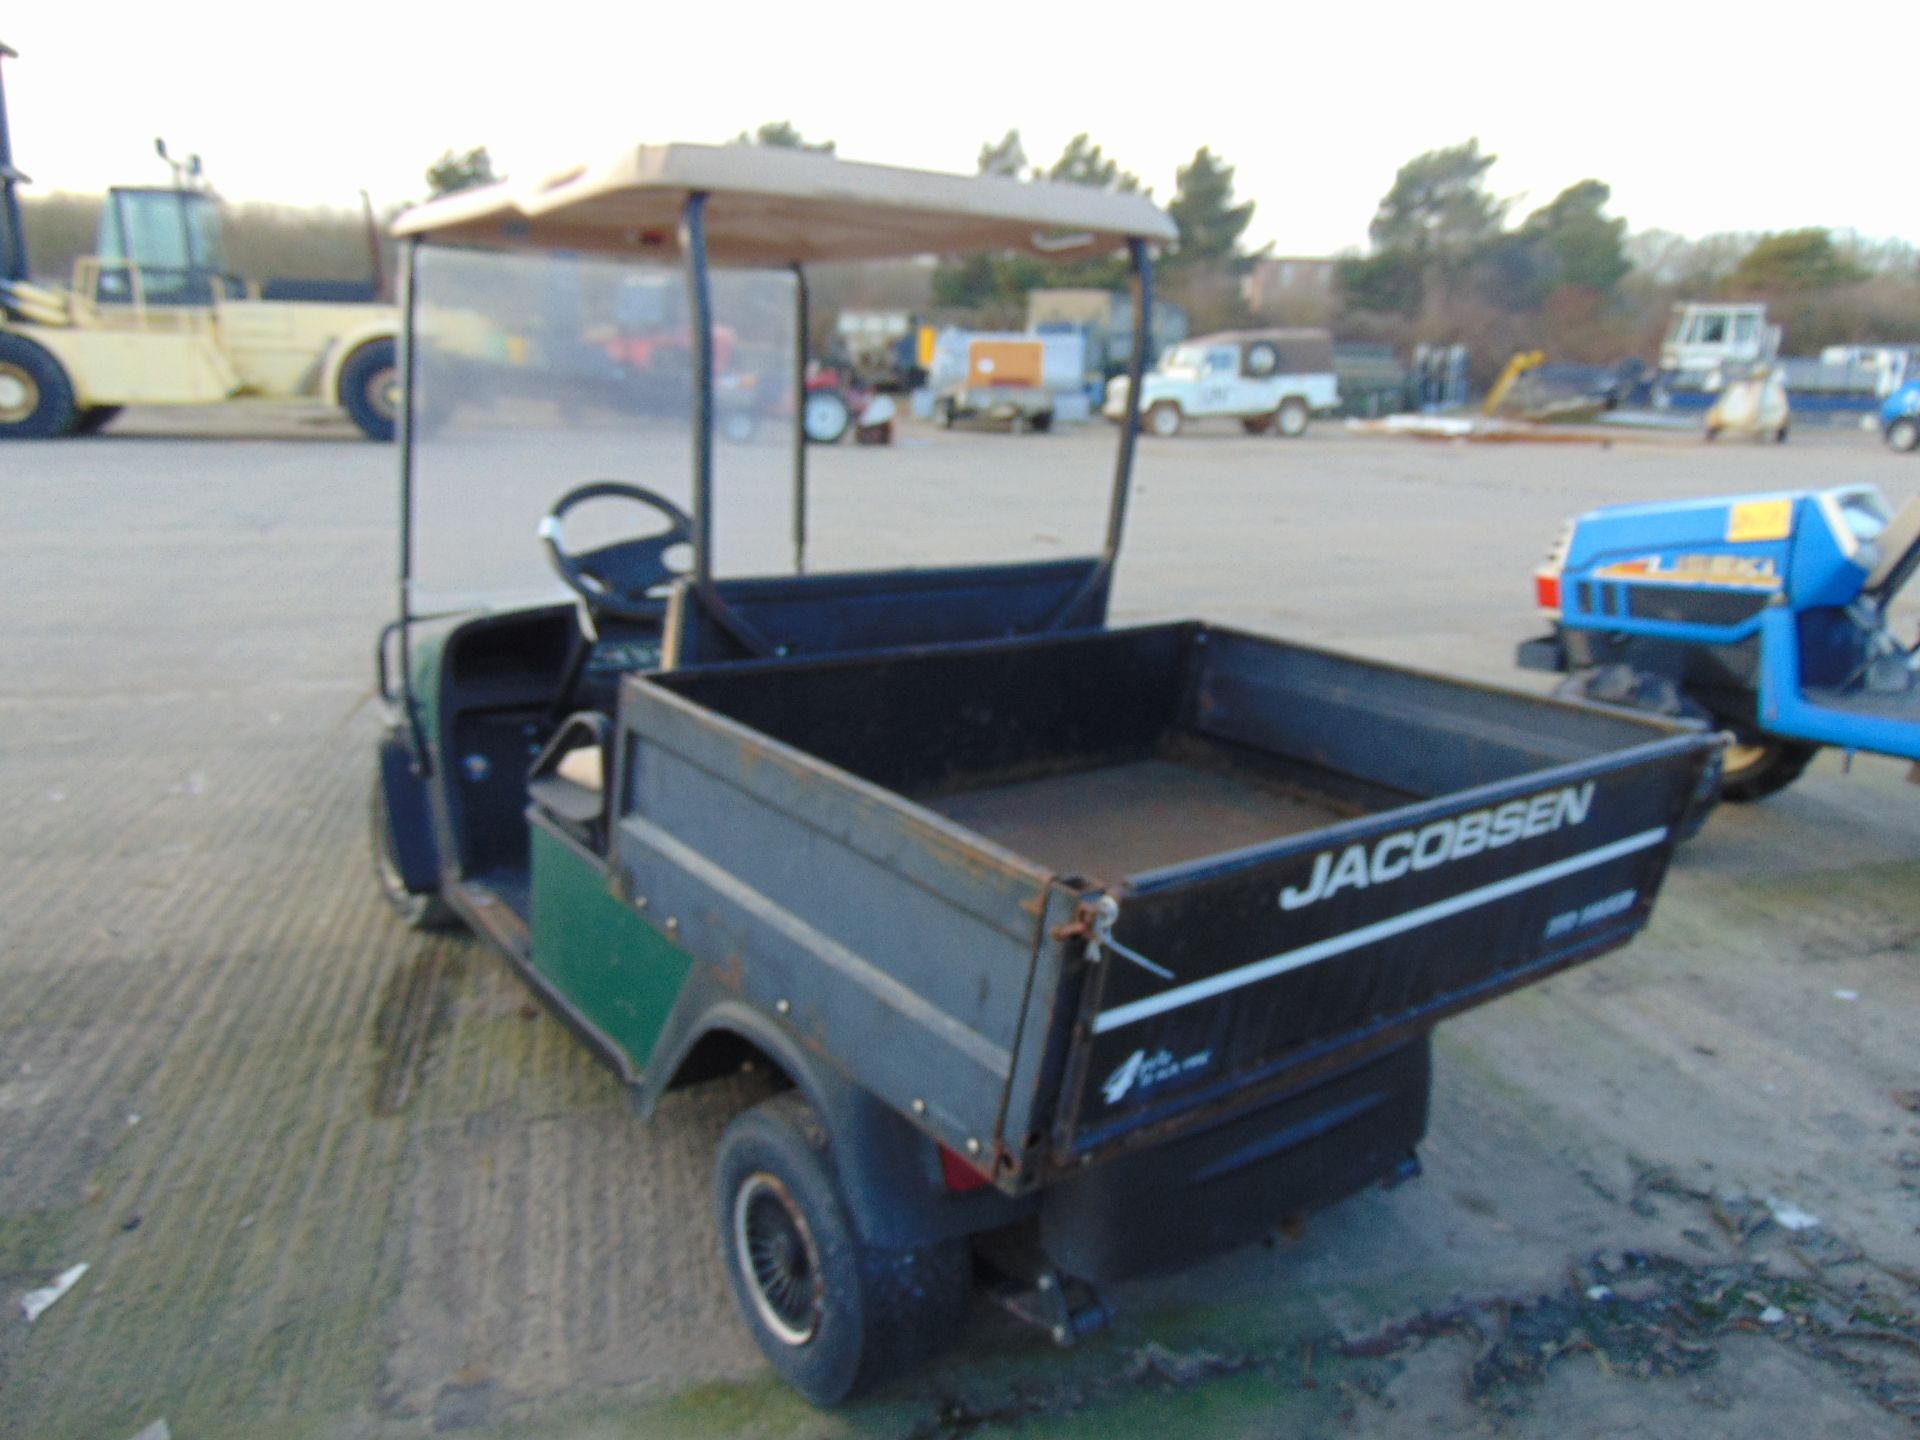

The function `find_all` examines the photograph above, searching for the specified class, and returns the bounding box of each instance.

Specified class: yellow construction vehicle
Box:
[0,42,398,439]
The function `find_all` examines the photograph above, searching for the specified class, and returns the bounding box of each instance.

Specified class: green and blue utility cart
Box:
[371,145,1722,1405]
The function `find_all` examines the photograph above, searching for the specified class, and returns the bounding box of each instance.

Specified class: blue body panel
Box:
[1883,382,1920,433]
[1555,487,1920,761]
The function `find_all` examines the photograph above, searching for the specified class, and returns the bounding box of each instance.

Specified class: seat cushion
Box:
[555,745,604,792]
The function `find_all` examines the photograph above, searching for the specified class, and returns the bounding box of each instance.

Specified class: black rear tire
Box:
[340,338,399,442]
[1718,736,1819,802]
[0,333,78,438]
[370,774,457,930]
[715,1092,969,1407]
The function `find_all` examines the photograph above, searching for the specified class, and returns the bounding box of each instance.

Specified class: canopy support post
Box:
[396,237,431,773]
[1102,236,1152,566]
[792,263,808,575]
[680,192,715,590]
[673,192,778,658]
[1039,236,1153,632]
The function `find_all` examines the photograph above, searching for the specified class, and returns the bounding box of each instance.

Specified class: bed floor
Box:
[923,755,1355,882]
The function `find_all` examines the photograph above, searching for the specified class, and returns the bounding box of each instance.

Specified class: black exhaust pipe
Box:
[0,42,28,283]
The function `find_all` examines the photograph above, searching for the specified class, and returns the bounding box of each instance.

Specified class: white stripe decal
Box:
[1092,827,1669,1035]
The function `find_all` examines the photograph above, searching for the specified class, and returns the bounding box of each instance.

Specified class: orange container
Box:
[966,338,1044,388]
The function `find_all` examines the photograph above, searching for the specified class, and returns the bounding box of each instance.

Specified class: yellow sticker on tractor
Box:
[1726,500,1793,542]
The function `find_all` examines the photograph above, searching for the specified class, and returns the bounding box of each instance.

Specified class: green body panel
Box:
[528,821,695,1072]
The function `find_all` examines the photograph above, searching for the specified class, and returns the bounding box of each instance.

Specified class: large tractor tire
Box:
[0,332,78,438]
[714,1092,970,1406]
[1718,735,1819,802]
[1554,666,1719,836]
[1553,664,1700,722]
[339,338,400,442]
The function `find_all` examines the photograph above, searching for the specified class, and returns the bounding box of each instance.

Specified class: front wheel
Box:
[0,332,78,438]
[715,1093,969,1407]
[1145,400,1182,438]
[370,774,456,930]
[339,338,399,442]
[1719,736,1819,802]
[1888,417,1920,453]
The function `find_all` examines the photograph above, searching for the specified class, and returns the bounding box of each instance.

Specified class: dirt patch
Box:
[1331,1170,1920,1429]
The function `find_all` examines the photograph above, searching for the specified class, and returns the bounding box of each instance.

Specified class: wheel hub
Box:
[0,363,36,422]
[370,367,400,420]
[734,1172,823,1346]
[803,392,845,441]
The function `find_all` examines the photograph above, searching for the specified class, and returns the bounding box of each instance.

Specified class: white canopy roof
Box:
[391,143,1175,264]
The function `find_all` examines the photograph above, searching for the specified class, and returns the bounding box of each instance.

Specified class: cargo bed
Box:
[615,622,1718,1192]
[924,741,1358,881]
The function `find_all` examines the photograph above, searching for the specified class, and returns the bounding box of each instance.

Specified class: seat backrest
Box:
[1866,495,1920,597]
[660,557,1109,670]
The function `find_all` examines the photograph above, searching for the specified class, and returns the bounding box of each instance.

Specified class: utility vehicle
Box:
[1520,486,1920,799]
[1884,381,1920,454]
[372,145,1721,1405]
[1103,328,1337,437]
[0,42,398,440]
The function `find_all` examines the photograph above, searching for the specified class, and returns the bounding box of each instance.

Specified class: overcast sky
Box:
[6,3,1911,256]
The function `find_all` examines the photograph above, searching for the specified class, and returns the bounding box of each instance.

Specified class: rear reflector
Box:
[1534,570,1562,614]
[939,1145,990,1194]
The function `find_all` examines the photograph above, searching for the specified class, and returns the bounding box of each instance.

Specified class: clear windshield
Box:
[407,246,799,615]
[1157,343,1204,374]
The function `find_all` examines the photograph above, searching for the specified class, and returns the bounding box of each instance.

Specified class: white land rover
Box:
[1106,328,1340,437]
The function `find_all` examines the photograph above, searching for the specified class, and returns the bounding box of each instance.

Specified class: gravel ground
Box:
[2,407,1916,1438]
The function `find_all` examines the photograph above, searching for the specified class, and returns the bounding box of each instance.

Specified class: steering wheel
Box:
[540,481,695,621]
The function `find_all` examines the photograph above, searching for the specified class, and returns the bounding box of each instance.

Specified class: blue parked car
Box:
[1885,381,1920,453]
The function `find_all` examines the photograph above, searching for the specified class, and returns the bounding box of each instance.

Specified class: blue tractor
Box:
[1884,381,1920,454]
[1519,485,1920,800]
